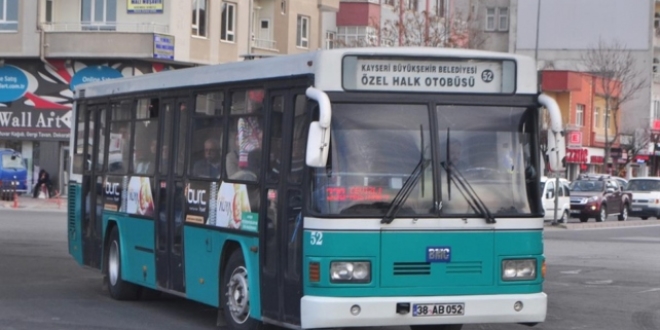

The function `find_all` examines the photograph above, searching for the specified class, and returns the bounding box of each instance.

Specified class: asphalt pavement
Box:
[0,195,66,212]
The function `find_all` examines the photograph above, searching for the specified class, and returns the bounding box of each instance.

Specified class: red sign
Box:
[567,131,582,148]
[566,148,588,163]
[653,119,660,131]
[326,186,388,202]
[590,156,604,164]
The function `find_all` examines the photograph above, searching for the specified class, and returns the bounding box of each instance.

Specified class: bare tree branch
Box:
[580,38,647,173]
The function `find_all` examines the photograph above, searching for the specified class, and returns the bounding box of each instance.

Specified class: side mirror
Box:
[546,130,566,173]
[306,122,330,167]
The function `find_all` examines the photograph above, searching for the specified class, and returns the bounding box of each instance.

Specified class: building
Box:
[540,70,633,180]
[0,0,336,195]
[330,0,512,50]
[513,0,655,158]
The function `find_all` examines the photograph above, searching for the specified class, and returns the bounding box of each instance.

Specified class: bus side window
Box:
[189,92,224,179]
[227,89,263,181]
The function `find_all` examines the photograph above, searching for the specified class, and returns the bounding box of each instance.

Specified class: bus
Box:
[67,47,566,330]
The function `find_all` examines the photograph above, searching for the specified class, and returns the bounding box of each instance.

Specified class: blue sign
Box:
[0,65,29,103]
[426,246,452,263]
[69,66,123,91]
[154,34,174,60]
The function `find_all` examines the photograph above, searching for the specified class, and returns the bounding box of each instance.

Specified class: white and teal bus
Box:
[68,47,566,330]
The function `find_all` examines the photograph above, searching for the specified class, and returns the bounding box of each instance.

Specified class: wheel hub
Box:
[226,266,250,324]
[108,241,119,286]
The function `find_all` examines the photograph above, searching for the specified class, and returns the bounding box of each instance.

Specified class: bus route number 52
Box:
[310,231,323,245]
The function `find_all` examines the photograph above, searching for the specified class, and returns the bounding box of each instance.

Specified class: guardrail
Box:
[41,22,170,34]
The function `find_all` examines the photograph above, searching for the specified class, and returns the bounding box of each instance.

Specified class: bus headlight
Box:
[330,261,371,283]
[502,259,537,281]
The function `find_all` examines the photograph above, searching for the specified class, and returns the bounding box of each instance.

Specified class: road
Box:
[0,210,659,329]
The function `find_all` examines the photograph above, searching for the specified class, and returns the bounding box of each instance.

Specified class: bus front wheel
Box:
[222,250,261,330]
[410,325,463,330]
[106,226,140,300]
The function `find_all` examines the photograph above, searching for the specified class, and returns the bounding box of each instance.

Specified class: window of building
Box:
[406,0,418,11]
[485,7,508,32]
[337,26,378,47]
[498,7,508,31]
[45,0,54,23]
[594,107,600,128]
[0,0,18,31]
[81,0,117,31]
[192,0,208,37]
[296,15,309,48]
[576,104,584,127]
[281,0,286,14]
[605,108,611,129]
[435,0,447,17]
[654,58,659,74]
[654,100,660,120]
[221,2,236,42]
[325,30,336,49]
[382,0,395,6]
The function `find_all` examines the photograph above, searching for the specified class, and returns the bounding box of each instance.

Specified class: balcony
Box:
[41,21,170,59]
[251,37,278,52]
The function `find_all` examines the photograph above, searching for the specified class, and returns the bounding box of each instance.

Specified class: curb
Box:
[545,220,660,230]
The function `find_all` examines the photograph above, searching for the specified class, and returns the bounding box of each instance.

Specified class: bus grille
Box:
[446,261,482,274]
[68,183,77,240]
[393,262,431,275]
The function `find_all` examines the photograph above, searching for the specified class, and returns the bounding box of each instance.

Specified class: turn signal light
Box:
[309,262,320,282]
[541,260,546,279]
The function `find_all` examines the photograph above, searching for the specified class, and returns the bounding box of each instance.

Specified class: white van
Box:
[540,176,571,222]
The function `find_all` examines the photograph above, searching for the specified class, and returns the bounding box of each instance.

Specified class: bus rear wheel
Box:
[106,226,140,300]
[411,324,463,330]
[222,250,262,330]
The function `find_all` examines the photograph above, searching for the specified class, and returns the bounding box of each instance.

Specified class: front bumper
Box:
[569,204,600,218]
[629,205,660,218]
[300,293,547,328]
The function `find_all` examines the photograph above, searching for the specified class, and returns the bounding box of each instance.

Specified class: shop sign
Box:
[591,156,604,164]
[567,131,582,148]
[610,147,622,158]
[127,0,163,14]
[566,148,588,163]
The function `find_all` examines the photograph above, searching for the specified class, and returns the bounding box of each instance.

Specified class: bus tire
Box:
[410,324,463,330]
[106,226,140,300]
[222,249,261,330]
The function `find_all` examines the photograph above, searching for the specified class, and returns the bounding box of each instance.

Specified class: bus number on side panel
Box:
[310,231,323,246]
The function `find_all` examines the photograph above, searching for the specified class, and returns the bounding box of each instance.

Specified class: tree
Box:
[581,38,647,172]
[619,128,651,170]
[334,1,487,49]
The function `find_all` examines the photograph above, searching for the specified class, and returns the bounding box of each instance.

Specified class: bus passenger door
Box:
[260,91,307,326]
[81,105,106,269]
[155,98,188,293]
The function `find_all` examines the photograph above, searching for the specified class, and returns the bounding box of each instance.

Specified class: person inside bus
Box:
[135,139,157,175]
[192,138,222,178]
[447,138,469,169]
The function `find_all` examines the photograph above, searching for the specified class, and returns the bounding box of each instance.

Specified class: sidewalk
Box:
[0,195,67,212]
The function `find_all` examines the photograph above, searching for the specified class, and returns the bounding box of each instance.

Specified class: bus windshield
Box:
[310,104,537,217]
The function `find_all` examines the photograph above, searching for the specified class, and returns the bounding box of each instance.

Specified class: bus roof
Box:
[74,47,538,99]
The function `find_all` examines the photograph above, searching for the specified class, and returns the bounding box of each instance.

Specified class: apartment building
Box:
[329,0,512,51]
[0,0,335,194]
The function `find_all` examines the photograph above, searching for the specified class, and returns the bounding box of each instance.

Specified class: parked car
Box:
[569,174,631,222]
[540,176,571,222]
[626,177,660,220]
[0,149,28,200]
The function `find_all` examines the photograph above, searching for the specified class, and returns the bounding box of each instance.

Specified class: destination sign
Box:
[342,56,515,94]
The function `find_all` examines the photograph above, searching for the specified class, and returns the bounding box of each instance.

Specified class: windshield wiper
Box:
[381,157,431,224]
[441,161,496,224]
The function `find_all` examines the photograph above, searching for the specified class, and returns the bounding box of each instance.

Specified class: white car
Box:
[540,176,571,222]
[627,177,660,220]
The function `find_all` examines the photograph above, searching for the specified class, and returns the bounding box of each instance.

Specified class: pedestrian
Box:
[33,169,52,198]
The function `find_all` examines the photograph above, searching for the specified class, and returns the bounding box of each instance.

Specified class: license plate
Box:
[632,208,642,212]
[570,210,580,214]
[413,303,465,317]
